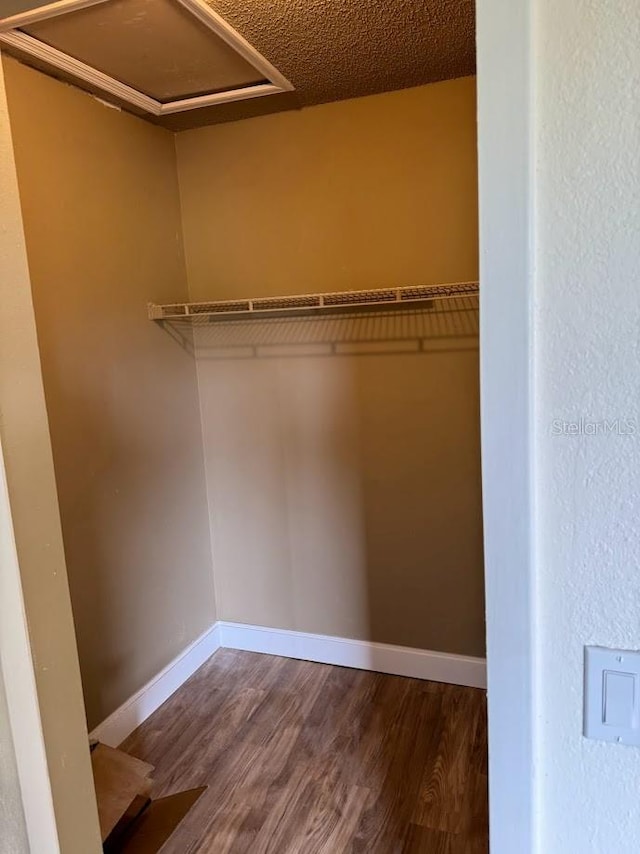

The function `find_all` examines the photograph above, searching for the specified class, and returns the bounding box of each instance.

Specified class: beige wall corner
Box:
[176,77,484,656]
[0,58,101,854]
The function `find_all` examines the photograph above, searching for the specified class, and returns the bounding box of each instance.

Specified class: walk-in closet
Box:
[0,0,485,850]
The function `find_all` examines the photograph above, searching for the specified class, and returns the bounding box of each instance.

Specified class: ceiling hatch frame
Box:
[0,0,294,115]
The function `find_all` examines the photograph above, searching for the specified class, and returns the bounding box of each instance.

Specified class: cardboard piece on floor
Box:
[106,794,151,847]
[110,787,207,853]
[91,743,155,841]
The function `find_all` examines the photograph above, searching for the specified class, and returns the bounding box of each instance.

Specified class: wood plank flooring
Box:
[121,650,488,853]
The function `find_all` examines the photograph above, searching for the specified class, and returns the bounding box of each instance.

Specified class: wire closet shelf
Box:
[148,281,479,323]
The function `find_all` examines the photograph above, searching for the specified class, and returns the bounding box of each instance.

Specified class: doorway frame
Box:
[476,0,537,851]
[0,440,60,854]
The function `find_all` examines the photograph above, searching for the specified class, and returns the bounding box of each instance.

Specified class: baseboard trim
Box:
[90,621,486,747]
[89,623,221,747]
[218,621,487,690]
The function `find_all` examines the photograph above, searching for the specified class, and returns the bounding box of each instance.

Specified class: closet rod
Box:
[148,281,479,323]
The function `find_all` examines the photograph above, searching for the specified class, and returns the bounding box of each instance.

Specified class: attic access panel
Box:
[0,0,293,115]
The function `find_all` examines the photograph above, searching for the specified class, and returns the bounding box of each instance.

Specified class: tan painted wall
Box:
[0,58,100,853]
[176,77,485,655]
[4,57,216,729]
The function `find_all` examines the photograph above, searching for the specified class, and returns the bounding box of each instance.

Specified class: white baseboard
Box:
[91,620,486,747]
[218,622,486,689]
[90,623,220,747]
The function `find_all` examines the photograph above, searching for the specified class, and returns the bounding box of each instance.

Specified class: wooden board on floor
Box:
[110,787,207,854]
[91,743,155,841]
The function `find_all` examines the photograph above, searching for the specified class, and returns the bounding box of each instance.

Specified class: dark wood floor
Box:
[121,650,488,853]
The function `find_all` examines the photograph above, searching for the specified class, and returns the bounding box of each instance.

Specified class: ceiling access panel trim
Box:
[176,0,293,94]
[0,29,163,114]
[0,0,294,115]
[159,82,284,115]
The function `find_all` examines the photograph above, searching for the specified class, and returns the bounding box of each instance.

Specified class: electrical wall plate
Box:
[584,645,640,746]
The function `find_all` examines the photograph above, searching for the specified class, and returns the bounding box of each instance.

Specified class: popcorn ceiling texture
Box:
[214,0,474,101]
[162,0,475,129]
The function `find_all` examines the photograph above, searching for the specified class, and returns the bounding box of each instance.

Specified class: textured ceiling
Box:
[1,0,475,130]
[160,0,475,130]
[215,0,474,105]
